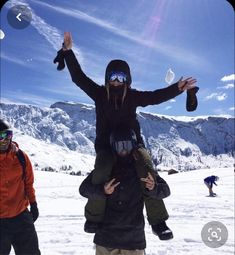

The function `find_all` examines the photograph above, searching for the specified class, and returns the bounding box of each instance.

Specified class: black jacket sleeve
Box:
[63,50,101,101]
[132,82,183,107]
[79,171,106,200]
[144,174,171,199]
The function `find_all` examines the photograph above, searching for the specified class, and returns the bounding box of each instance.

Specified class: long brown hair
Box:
[105,83,128,108]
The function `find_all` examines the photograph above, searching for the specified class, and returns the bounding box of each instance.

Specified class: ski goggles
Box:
[109,71,127,83]
[113,140,134,155]
[0,130,13,141]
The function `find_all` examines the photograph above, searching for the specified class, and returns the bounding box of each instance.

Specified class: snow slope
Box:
[10,167,234,255]
[12,128,95,175]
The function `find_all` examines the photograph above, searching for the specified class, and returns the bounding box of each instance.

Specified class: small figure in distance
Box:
[204,175,219,197]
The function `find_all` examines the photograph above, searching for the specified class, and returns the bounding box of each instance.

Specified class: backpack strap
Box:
[16,149,26,181]
[16,149,27,198]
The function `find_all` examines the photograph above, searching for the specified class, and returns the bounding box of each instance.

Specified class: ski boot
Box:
[209,192,217,197]
[84,220,100,233]
[151,221,173,240]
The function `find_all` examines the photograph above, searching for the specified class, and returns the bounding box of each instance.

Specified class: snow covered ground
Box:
[9,167,234,255]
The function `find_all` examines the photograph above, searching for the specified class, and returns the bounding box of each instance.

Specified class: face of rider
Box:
[108,71,127,88]
[113,139,134,158]
[116,148,130,157]
[109,80,125,87]
[0,130,12,153]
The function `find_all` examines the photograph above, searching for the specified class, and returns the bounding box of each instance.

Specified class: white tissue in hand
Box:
[165,68,175,84]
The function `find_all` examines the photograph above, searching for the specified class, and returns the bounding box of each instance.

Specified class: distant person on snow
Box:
[54,32,198,238]
[204,175,219,197]
[0,119,41,255]
[80,127,171,255]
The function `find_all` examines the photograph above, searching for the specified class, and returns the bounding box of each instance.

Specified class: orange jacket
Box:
[0,142,36,218]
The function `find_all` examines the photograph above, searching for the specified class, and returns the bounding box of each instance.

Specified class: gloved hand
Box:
[53,49,65,71]
[30,202,39,222]
[186,86,199,112]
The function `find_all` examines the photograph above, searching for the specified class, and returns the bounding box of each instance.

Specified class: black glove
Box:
[154,175,171,199]
[53,49,65,71]
[143,175,171,199]
[186,86,199,112]
[30,202,39,222]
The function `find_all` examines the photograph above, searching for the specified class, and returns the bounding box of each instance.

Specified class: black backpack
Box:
[16,149,27,189]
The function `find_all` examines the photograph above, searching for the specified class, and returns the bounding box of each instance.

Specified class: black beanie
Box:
[0,119,11,131]
[105,59,132,86]
[110,124,137,148]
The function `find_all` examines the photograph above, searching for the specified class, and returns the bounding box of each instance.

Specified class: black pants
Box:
[0,209,40,255]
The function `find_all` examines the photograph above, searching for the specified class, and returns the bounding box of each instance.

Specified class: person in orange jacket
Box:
[0,119,41,255]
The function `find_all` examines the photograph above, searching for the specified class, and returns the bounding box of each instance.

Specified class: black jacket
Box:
[204,176,218,188]
[64,50,182,152]
[79,159,147,250]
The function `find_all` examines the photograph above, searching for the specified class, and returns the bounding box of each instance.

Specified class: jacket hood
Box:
[105,59,132,86]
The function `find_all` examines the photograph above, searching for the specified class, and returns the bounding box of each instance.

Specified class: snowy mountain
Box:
[0,102,234,173]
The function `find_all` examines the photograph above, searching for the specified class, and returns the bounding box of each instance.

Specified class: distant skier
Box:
[204,175,219,197]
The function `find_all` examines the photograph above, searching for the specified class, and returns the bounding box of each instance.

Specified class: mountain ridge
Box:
[0,102,234,172]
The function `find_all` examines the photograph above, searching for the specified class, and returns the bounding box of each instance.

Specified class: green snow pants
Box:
[84,148,169,224]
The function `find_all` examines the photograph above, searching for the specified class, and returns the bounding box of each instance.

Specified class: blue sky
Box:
[0,0,234,116]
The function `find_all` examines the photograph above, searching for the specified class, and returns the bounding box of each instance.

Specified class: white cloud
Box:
[6,0,82,59]
[213,108,229,115]
[205,93,217,100]
[221,74,235,82]
[1,50,58,68]
[0,98,17,104]
[164,106,172,110]
[217,83,234,89]
[1,52,28,66]
[217,93,227,101]
[30,0,206,67]
[229,107,234,111]
[205,92,227,101]
[2,90,57,107]
[169,99,176,103]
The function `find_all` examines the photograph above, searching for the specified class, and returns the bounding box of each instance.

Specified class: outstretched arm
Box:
[134,77,197,107]
[59,32,100,101]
